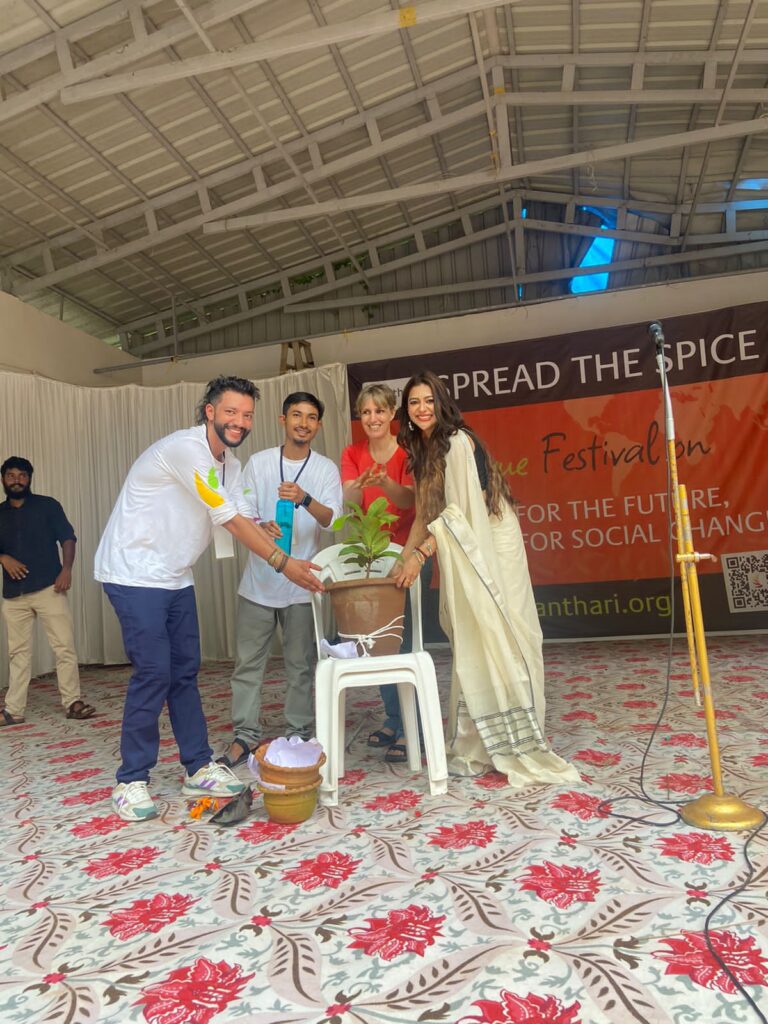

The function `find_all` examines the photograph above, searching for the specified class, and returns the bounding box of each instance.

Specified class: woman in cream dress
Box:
[391,370,578,788]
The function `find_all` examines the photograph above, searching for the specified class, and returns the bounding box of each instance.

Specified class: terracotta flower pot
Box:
[258,779,320,824]
[326,577,406,657]
[253,743,326,789]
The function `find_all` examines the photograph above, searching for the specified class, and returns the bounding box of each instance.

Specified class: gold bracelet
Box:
[413,548,426,565]
[267,549,283,568]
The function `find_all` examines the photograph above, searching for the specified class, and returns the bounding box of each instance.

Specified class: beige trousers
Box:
[1,585,81,717]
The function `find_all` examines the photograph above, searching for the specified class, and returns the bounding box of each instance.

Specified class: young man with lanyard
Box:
[218,391,343,768]
[95,376,323,822]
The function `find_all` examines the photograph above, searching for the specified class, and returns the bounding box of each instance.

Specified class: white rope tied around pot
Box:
[338,614,405,656]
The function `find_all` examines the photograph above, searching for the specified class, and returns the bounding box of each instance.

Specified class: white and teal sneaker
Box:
[112,781,158,821]
[182,761,244,798]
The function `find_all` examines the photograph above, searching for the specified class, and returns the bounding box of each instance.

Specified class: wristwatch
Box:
[300,492,313,508]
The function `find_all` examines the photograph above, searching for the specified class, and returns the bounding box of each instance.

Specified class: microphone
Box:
[647,320,665,349]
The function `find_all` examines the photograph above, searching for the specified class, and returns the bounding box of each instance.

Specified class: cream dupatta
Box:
[429,431,579,788]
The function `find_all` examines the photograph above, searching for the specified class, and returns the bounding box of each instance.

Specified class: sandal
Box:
[66,700,96,720]
[384,742,408,764]
[367,728,397,749]
[0,708,25,726]
[216,738,253,769]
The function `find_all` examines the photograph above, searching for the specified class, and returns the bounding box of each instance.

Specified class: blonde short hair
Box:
[355,383,397,416]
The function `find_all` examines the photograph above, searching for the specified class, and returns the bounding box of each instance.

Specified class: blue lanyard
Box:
[280,446,311,506]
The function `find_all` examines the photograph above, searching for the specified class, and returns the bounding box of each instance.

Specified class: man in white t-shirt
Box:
[94,376,323,822]
[218,391,343,768]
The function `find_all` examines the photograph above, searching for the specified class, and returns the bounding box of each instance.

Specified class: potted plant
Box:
[326,497,405,656]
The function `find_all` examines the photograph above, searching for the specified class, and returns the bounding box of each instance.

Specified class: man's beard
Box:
[213,421,251,448]
[3,482,31,499]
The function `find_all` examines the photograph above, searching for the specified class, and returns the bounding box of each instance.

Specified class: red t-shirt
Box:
[340,439,415,546]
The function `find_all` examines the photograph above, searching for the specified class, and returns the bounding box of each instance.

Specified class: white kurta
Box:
[430,430,579,788]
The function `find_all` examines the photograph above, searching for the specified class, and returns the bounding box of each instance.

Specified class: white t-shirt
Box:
[95,425,250,589]
[238,446,343,608]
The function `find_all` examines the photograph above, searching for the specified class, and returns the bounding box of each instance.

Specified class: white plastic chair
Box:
[310,542,448,806]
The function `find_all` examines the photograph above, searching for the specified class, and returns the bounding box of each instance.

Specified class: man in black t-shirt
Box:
[0,457,95,725]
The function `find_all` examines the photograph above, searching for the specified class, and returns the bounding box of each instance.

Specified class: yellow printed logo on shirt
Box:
[194,470,225,508]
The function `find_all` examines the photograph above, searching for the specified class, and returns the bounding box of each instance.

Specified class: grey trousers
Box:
[230,596,316,746]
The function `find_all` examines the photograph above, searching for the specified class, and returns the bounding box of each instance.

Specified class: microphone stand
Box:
[651,321,764,831]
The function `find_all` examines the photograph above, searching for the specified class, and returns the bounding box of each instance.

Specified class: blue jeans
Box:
[104,584,212,784]
[379,565,423,739]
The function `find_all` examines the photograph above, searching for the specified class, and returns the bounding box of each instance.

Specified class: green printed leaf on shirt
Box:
[243,487,252,495]
[206,467,220,489]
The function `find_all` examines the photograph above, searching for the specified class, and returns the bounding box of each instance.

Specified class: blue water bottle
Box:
[275,498,294,555]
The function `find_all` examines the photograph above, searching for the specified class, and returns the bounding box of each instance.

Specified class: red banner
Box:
[348,301,768,638]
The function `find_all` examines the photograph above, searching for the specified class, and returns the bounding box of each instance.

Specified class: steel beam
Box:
[0,0,271,124]
[202,114,768,230]
[59,0,519,103]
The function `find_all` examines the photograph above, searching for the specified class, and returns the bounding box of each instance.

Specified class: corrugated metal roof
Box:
[1,0,767,355]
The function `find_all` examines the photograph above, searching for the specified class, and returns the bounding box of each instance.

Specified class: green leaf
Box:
[206,467,219,489]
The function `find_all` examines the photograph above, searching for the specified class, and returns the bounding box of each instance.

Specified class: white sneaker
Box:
[112,781,158,822]
[182,761,244,798]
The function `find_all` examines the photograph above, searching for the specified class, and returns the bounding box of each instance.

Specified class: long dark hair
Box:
[396,370,512,524]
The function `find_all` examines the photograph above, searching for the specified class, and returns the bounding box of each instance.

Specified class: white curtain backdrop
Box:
[0,363,351,689]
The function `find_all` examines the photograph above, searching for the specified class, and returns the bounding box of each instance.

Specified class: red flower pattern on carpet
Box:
[236,820,299,844]
[550,791,611,821]
[561,710,597,722]
[83,846,161,879]
[136,956,254,1023]
[656,833,735,864]
[427,821,497,849]
[62,786,112,806]
[105,893,199,939]
[661,733,707,748]
[348,904,445,960]
[71,814,130,838]
[518,862,601,908]
[460,989,582,1023]
[622,700,657,708]
[362,789,422,812]
[574,749,621,767]
[653,929,768,993]
[283,851,361,891]
[473,772,508,789]
[340,769,367,785]
[54,768,103,784]
[50,751,94,763]
[751,753,768,767]
[656,773,712,795]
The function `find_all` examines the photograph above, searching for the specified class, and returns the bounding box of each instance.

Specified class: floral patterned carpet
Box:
[1,636,767,1024]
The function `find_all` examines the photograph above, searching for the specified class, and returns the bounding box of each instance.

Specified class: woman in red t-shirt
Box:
[340,383,415,762]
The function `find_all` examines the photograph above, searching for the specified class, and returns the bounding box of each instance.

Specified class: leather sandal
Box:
[367,728,397,748]
[0,708,25,726]
[66,700,96,720]
[216,738,253,769]
[384,742,408,764]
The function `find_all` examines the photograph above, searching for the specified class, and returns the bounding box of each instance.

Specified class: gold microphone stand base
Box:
[680,793,766,832]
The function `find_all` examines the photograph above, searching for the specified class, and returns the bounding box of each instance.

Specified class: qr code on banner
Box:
[723,550,768,613]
